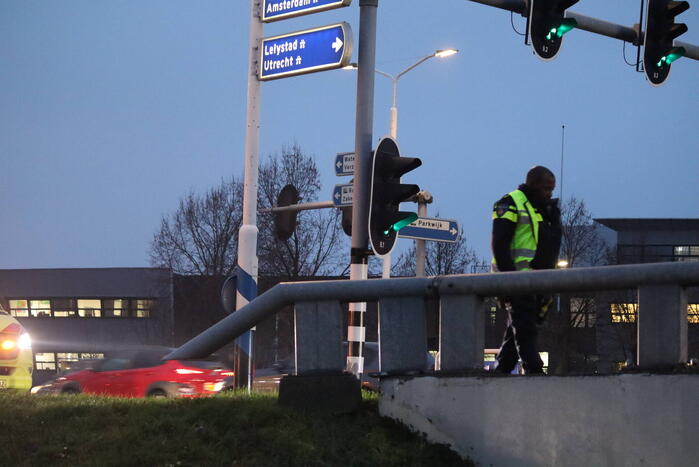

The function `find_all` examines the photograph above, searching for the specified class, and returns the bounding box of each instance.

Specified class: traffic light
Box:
[368,137,421,257]
[644,0,690,86]
[528,0,580,61]
[274,184,299,241]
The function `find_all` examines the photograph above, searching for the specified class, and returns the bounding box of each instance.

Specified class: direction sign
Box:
[262,0,352,23]
[332,183,353,207]
[398,217,459,243]
[334,152,355,176]
[259,23,352,81]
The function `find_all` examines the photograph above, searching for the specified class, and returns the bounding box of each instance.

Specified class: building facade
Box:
[0,268,174,384]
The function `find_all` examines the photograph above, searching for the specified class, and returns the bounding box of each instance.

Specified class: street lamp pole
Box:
[373,49,458,278]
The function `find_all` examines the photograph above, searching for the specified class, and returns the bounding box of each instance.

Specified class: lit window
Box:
[35,352,56,370]
[103,299,129,317]
[80,352,104,359]
[77,299,102,318]
[135,299,154,318]
[9,300,29,317]
[611,303,637,323]
[689,304,699,324]
[29,300,51,318]
[56,353,79,373]
[674,245,699,262]
[53,299,77,317]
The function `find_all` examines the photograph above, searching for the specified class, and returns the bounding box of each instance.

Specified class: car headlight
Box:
[18,333,31,350]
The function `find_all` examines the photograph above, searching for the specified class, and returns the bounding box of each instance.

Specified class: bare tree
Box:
[560,196,610,267]
[149,178,243,276]
[257,143,346,279]
[548,197,617,374]
[392,226,482,277]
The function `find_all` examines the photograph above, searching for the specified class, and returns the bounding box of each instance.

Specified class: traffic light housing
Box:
[644,0,690,86]
[274,184,299,241]
[528,0,580,61]
[368,137,421,257]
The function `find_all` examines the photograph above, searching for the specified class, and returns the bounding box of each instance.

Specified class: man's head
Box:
[525,166,556,202]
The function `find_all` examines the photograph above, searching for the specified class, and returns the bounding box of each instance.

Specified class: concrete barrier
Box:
[379,374,699,466]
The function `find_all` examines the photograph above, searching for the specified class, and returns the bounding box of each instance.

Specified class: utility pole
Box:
[234,0,263,391]
[346,0,379,378]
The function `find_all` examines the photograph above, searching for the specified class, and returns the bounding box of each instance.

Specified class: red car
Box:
[32,349,234,398]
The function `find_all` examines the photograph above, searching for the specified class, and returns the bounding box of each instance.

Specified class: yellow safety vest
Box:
[492,189,542,271]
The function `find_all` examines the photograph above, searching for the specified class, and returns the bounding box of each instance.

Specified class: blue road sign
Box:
[334,152,355,176]
[259,23,352,81]
[332,183,353,207]
[398,217,459,243]
[262,0,352,23]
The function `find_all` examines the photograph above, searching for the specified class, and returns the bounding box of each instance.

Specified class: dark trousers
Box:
[495,296,544,374]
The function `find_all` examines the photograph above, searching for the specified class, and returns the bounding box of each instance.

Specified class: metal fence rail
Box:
[166,262,699,373]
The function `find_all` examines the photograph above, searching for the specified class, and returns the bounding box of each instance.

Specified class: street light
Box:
[345,48,459,278]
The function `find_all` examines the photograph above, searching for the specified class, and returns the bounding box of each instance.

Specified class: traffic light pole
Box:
[234,0,264,391]
[465,0,699,60]
[346,0,379,378]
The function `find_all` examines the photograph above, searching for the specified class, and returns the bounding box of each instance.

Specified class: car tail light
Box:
[175,368,205,375]
[220,371,235,377]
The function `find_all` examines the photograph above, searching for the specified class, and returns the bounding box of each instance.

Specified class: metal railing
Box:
[166,262,699,374]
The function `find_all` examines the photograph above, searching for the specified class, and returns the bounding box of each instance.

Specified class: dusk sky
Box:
[2,0,698,270]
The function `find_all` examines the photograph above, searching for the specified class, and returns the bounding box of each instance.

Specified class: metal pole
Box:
[235,0,263,391]
[382,76,398,279]
[560,124,565,204]
[415,198,428,276]
[262,201,335,213]
[347,0,379,378]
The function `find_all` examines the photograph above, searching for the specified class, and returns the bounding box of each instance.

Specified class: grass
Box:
[0,390,472,467]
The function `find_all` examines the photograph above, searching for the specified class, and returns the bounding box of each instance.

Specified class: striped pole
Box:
[346,261,368,375]
[235,0,263,391]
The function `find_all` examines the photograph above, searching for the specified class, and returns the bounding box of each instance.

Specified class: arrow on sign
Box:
[334,152,355,176]
[259,23,353,81]
[398,217,460,243]
[332,183,353,207]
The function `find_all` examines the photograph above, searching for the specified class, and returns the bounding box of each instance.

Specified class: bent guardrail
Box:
[166,262,699,374]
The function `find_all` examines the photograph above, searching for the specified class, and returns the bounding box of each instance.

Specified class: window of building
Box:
[9,300,29,317]
[674,245,699,262]
[56,352,79,373]
[77,299,102,318]
[102,299,128,317]
[611,303,637,323]
[570,297,596,328]
[35,353,56,370]
[7,297,155,318]
[689,304,699,324]
[134,299,154,318]
[80,352,104,359]
[29,300,51,318]
[53,298,77,317]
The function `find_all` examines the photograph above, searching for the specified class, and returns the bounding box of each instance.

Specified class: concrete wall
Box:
[379,374,699,466]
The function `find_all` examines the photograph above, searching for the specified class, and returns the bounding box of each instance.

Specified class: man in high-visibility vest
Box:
[492,166,561,374]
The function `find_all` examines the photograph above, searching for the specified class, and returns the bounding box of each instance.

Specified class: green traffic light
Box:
[545,18,578,40]
[657,47,686,68]
[383,213,418,236]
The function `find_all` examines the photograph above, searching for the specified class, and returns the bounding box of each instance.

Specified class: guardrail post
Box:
[378,296,428,373]
[294,300,344,374]
[637,285,688,368]
[438,294,485,371]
